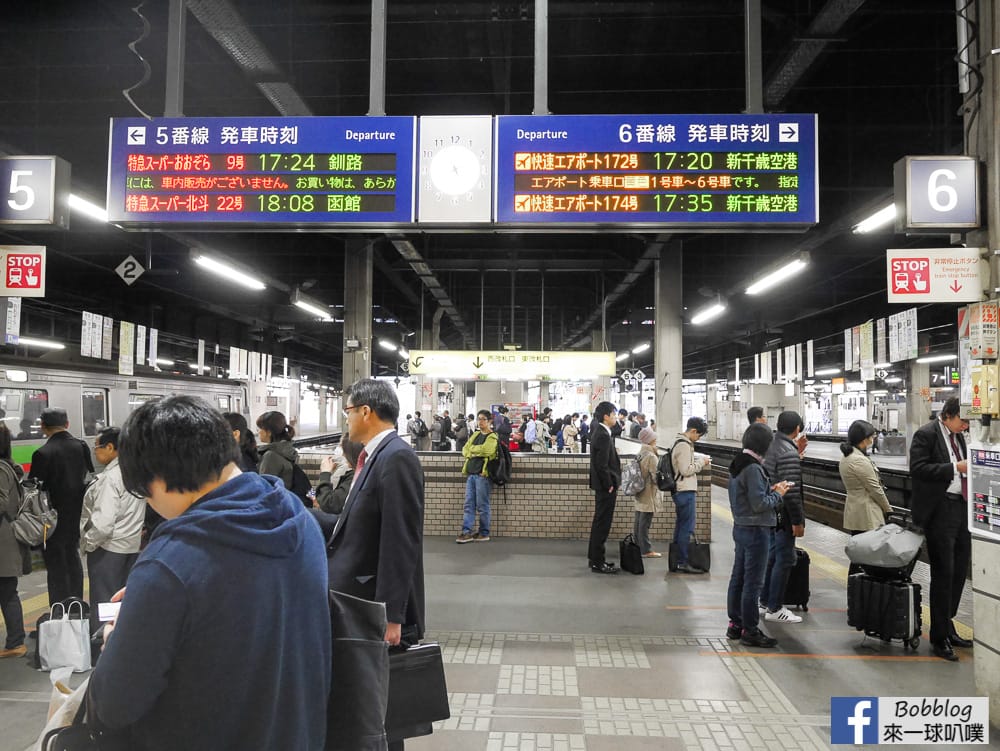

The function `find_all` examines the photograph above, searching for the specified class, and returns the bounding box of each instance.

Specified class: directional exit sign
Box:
[886,248,985,304]
[408,350,617,380]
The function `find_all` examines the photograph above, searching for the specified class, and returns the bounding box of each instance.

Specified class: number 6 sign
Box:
[894,155,980,232]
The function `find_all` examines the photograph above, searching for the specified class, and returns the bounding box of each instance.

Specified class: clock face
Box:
[418,115,494,223]
[429,145,482,196]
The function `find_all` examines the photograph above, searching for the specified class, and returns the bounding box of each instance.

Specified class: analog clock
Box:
[418,115,494,223]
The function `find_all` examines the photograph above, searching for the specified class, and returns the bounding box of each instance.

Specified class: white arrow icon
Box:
[778,123,799,142]
[127,126,146,145]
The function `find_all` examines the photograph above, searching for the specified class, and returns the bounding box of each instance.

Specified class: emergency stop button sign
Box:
[0,245,45,297]
[886,248,984,304]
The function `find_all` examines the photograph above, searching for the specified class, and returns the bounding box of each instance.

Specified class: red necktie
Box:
[948,432,967,499]
[355,449,368,474]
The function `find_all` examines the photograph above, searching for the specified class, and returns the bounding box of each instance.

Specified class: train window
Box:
[4,388,49,440]
[128,393,162,412]
[217,395,232,412]
[82,389,108,436]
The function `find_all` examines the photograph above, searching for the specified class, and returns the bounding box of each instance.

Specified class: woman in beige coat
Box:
[632,427,663,557]
[839,419,891,533]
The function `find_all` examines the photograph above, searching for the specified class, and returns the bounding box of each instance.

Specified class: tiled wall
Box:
[301,451,712,542]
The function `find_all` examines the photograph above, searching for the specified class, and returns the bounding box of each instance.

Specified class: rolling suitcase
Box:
[847,573,922,649]
[783,548,810,611]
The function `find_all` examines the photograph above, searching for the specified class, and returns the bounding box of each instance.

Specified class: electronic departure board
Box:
[107,117,416,226]
[494,114,818,227]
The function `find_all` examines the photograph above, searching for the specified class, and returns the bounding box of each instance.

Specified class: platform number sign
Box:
[115,255,145,286]
[0,157,71,229]
[894,156,980,232]
[0,246,46,297]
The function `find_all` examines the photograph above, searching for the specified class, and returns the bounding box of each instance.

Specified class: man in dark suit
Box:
[29,407,94,605]
[327,379,425,749]
[588,401,621,574]
[909,396,972,661]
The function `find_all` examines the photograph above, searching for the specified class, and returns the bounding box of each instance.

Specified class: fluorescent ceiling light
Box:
[853,204,896,234]
[870,390,889,396]
[884,376,903,384]
[814,367,841,376]
[68,193,108,223]
[188,363,209,372]
[631,342,650,355]
[874,362,892,369]
[155,358,175,367]
[691,301,727,325]
[193,254,266,291]
[15,337,64,350]
[916,354,956,363]
[378,339,397,351]
[398,347,409,359]
[616,352,629,362]
[745,256,809,296]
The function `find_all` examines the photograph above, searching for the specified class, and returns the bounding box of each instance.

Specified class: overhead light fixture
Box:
[691,300,727,325]
[874,362,892,369]
[155,358,175,367]
[915,353,956,363]
[378,339,397,352]
[884,376,903,384]
[68,194,108,223]
[188,363,209,372]
[193,253,266,291]
[616,352,629,362]
[398,347,409,359]
[14,337,64,350]
[291,288,333,321]
[5,369,27,382]
[631,342,650,355]
[745,253,809,296]
[853,204,896,234]
[814,367,841,376]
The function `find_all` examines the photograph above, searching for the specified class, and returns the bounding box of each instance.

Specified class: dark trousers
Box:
[42,536,84,606]
[580,435,589,453]
[87,548,138,634]
[0,576,25,649]
[727,525,769,633]
[587,487,618,564]
[925,497,971,644]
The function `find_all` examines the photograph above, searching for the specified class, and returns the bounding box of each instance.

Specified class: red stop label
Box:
[890,257,929,294]
[7,254,42,289]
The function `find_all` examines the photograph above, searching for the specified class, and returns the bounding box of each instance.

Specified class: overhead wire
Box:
[122,0,154,120]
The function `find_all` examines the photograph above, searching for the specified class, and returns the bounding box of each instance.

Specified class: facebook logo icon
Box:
[831,697,879,744]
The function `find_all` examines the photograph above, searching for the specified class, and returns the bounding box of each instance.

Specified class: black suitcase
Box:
[783,548,810,611]
[847,573,922,649]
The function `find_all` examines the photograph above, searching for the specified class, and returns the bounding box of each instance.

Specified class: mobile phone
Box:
[97,601,122,622]
[785,481,796,487]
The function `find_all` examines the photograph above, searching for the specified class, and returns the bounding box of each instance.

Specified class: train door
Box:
[82,388,109,437]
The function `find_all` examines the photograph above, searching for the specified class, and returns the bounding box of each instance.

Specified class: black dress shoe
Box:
[931,640,958,662]
[949,633,974,649]
[675,562,707,574]
[589,561,618,574]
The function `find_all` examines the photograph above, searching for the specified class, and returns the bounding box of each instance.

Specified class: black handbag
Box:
[41,690,101,751]
[668,534,711,572]
[619,533,644,575]
[385,642,450,741]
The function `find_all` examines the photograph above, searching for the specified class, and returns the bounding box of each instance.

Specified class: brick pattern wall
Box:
[300,450,712,542]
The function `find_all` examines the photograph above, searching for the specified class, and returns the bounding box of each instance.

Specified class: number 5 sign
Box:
[893,155,980,232]
[0,246,46,297]
[0,157,72,230]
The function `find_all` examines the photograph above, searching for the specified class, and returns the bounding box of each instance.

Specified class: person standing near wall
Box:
[587,402,621,574]
[456,410,499,544]
[669,417,711,574]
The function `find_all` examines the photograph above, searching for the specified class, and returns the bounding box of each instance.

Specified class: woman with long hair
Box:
[0,424,28,657]
[223,412,259,473]
[256,411,298,490]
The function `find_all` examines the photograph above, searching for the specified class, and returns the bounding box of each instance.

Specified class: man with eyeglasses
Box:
[328,379,426,749]
[80,427,145,635]
[456,410,498,544]
[910,396,973,662]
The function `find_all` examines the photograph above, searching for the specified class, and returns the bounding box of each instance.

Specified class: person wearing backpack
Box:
[0,424,29,658]
[632,427,663,558]
[669,417,712,574]
[456,411,499,544]
[256,411,311,505]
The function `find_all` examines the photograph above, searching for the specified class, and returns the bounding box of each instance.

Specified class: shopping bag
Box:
[845,523,924,568]
[619,533,645,574]
[39,601,91,673]
[23,670,92,751]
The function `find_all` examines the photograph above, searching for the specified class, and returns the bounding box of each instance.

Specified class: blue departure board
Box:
[495,114,818,227]
[107,117,416,226]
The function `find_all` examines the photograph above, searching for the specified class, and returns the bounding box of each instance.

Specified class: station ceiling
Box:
[0,0,968,383]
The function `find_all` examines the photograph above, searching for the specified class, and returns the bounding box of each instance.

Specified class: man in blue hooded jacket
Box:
[89,396,331,751]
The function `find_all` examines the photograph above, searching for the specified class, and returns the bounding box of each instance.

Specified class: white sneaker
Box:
[764,607,803,624]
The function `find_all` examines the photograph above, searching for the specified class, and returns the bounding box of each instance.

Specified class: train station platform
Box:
[0,485,992,750]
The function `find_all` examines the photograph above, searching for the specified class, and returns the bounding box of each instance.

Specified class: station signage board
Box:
[408,350,617,380]
[894,155,980,232]
[106,117,417,227]
[494,114,818,227]
[969,441,1000,542]
[0,157,71,229]
[0,245,46,297]
[886,248,985,303]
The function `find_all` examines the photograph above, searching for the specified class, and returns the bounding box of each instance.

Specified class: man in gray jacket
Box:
[760,411,806,623]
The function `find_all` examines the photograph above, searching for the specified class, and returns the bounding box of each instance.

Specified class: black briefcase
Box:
[385,643,450,737]
[668,535,711,572]
[619,534,644,575]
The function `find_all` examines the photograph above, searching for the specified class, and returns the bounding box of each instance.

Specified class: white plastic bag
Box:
[22,669,88,751]
[39,601,91,673]
[845,523,924,568]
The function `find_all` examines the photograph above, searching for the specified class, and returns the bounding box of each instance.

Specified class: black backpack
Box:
[416,419,429,438]
[487,440,513,486]
[290,462,313,507]
[655,439,685,492]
